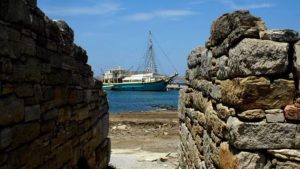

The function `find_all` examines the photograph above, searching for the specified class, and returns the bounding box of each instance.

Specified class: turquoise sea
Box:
[105,90,179,113]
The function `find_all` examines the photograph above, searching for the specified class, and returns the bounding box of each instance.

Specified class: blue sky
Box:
[38,0,300,76]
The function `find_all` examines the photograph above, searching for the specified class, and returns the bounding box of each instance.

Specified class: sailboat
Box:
[102,31,178,91]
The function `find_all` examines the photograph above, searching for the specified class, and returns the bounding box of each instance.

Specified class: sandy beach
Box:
[108,110,180,169]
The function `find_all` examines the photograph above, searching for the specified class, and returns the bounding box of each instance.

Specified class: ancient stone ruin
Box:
[179,10,300,168]
[0,0,110,168]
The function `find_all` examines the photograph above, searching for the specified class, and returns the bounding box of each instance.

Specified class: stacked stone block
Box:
[179,10,300,169]
[0,0,110,169]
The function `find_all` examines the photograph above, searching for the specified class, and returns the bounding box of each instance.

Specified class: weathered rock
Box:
[0,153,7,166]
[237,109,265,121]
[0,128,11,150]
[0,58,13,74]
[24,58,42,82]
[100,113,109,142]
[227,117,297,149]
[25,0,37,7]
[199,49,216,79]
[191,123,204,139]
[236,151,266,169]
[0,40,18,60]
[210,131,221,145]
[265,109,285,123]
[68,90,85,105]
[16,83,34,97]
[186,66,201,81]
[216,77,295,110]
[194,134,203,154]
[0,24,21,41]
[276,161,300,169]
[187,49,216,81]
[215,55,230,79]
[260,29,299,42]
[74,106,89,121]
[296,125,300,151]
[203,131,220,168]
[24,84,43,105]
[190,79,215,97]
[0,0,110,168]
[0,95,24,126]
[57,107,71,123]
[216,103,235,121]
[205,104,227,139]
[0,0,31,26]
[55,20,74,45]
[7,122,40,150]
[192,91,209,113]
[178,90,187,120]
[294,40,300,78]
[193,110,206,127]
[268,149,300,162]
[284,104,300,121]
[73,44,88,64]
[96,138,111,169]
[180,123,203,168]
[182,90,193,108]
[25,105,41,122]
[6,144,30,168]
[208,10,266,47]
[186,116,192,131]
[56,141,73,167]
[181,10,300,169]
[42,108,59,121]
[45,18,61,42]
[188,46,205,69]
[212,27,260,57]
[217,38,289,79]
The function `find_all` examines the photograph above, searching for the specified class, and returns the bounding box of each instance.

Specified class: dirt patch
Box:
[109,110,180,169]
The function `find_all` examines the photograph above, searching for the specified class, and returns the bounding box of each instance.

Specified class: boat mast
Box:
[145,31,158,74]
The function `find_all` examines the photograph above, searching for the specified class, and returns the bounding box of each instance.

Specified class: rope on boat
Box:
[152,34,179,74]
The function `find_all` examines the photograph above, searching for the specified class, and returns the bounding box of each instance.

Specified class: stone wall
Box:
[179,10,300,169]
[0,0,110,168]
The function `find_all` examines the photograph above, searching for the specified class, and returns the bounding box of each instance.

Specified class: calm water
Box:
[105,90,179,113]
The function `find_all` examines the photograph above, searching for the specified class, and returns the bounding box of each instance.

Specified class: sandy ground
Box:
[108,110,180,169]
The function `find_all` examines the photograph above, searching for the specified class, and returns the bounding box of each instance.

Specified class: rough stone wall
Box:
[179,10,300,169]
[0,0,110,169]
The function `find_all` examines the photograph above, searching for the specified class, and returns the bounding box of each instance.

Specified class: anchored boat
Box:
[102,31,177,91]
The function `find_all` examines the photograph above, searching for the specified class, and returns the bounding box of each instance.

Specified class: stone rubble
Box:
[179,10,300,169]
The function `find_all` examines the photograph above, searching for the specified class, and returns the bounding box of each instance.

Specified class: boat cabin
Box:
[122,73,164,83]
[103,67,127,83]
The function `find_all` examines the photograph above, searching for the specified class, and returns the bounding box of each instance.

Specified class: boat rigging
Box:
[102,31,178,91]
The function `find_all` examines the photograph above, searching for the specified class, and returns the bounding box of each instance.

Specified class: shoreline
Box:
[109,110,180,168]
[109,110,178,125]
